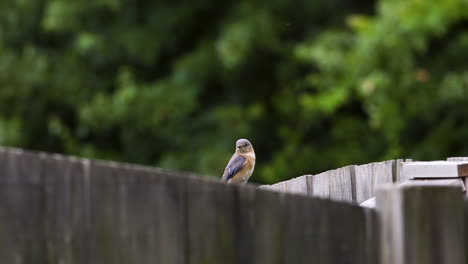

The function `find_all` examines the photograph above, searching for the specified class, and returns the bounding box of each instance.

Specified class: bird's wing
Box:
[221,154,246,182]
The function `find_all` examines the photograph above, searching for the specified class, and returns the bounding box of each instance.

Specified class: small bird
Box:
[221,138,256,183]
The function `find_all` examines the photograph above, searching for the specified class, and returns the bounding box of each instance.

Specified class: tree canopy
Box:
[1,0,468,183]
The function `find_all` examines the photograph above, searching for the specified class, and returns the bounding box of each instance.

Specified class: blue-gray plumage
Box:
[221,139,255,183]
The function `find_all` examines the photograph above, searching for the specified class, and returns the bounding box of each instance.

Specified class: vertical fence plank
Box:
[355,160,395,203]
[0,149,46,264]
[354,164,373,204]
[88,161,165,264]
[254,188,283,264]
[364,209,379,264]
[158,174,188,264]
[329,165,355,202]
[328,202,369,264]
[186,178,236,264]
[281,194,316,264]
[377,185,466,264]
[42,154,90,264]
[234,185,256,264]
[309,165,355,202]
[311,172,330,199]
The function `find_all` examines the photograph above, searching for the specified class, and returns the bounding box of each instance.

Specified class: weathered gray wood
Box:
[158,172,187,264]
[376,185,403,264]
[354,164,373,203]
[354,160,394,203]
[42,154,91,264]
[402,161,468,179]
[329,165,355,202]
[253,188,283,264]
[268,175,308,194]
[186,177,236,264]
[364,208,379,263]
[311,171,330,199]
[0,149,46,263]
[327,200,376,264]
[281,193,320,264]
[0,148,43,184]
[377,185,466,264]
[311,166,354,202]
[88,160,166,264]
[234,185,256,264]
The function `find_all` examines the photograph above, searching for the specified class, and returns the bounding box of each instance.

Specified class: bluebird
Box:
[221,138,256,183]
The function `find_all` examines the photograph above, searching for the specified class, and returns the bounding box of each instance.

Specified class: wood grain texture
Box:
[328,165,355,202]
[42,154,91,264]
[0,148,46,263]
[253,188,283,264]
[377,185,466,264]
[281,193,326,264]
[186,177,236,264]
[235,185,256,264]
[354,160,395,203]
[262,175,309,195]
[310,166,355,202]
[88,160,167,264]
[311,171,330,199]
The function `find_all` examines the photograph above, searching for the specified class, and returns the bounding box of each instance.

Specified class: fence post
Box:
[376,185,466,264]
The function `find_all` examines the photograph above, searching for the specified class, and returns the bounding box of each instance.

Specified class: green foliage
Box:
[2,0,468,184]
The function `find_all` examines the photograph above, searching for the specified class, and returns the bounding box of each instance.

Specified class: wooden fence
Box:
[0,147,467,264]
[262,159,413,204]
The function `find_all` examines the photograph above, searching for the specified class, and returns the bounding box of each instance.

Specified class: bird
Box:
[221,138,256,184]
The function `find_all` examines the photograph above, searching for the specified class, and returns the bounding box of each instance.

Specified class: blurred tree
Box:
[1,0,468,184]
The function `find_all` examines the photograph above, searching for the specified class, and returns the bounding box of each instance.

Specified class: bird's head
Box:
[235,138,253,154]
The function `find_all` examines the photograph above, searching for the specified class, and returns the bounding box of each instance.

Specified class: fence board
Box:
[186,178,236,264]
[377,185,466,264]
[234,185,256,264]
[311,166,354,202]
[88,161,166,264]
[0,149,46,263]
[329,165,355,202]
[311,172,330,199]
[281,194,319,264]
[253,188,283,264]
[42,154,90,264]
[158,172,188,264]
[354,161,395,203]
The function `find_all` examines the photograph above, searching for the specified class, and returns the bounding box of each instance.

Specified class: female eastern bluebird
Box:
[221,138,256,183]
